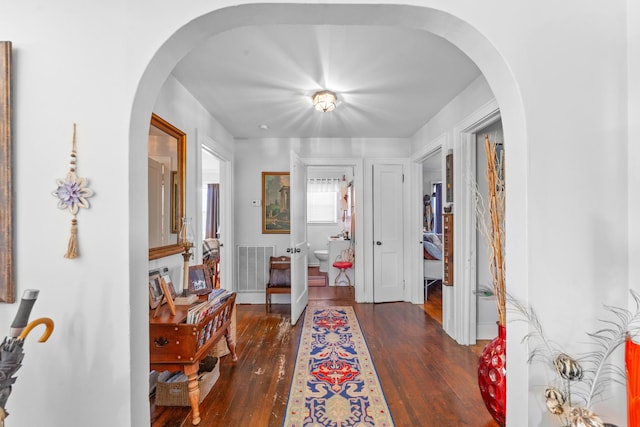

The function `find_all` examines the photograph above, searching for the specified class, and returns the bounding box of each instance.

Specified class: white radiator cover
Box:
[236,246,275,292]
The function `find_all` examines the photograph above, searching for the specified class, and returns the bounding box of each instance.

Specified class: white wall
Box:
[150,75,234,292]
[234,137,409,303]
[629,1,640,303]
[0,2,632,426]
[412,76,495,152]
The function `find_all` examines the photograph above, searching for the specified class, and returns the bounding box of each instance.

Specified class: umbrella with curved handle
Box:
[17,318,54,343]
[0,291,54,426]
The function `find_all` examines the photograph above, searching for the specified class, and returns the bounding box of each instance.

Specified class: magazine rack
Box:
[149,293,236,425]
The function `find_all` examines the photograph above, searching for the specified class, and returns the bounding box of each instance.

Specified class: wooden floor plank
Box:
[151,285,499,427]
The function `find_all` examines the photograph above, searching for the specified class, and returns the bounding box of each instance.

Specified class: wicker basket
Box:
[155,357,219,406]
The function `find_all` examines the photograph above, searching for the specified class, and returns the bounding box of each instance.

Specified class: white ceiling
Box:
[171,24,481,139]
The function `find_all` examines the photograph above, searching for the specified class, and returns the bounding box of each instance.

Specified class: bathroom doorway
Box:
[306,165,355,289]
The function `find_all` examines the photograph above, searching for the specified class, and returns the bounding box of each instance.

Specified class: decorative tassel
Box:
[52,124,94,259]
[64,218,78,259]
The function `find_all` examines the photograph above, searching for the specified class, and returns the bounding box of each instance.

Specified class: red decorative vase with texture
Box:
[478,324,506,426]
[626,335,640,426]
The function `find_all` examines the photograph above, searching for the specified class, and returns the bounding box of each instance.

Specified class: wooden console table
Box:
[149,293,237,425]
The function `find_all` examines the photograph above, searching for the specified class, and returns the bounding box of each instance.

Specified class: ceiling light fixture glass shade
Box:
[312,90,337,112]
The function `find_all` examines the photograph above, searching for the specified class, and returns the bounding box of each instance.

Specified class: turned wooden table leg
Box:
[224,327,238,362]
[184,364,201,425]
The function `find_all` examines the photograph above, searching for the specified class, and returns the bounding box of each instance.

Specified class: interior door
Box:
[289,150,308,325]
[373,164,404,302]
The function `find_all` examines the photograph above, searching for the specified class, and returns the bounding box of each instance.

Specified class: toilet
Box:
[313,249,329,272]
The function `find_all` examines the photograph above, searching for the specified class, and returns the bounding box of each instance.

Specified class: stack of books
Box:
[186,289,233,324]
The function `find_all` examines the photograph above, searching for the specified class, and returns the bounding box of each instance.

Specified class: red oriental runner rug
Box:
[283,306,394,426]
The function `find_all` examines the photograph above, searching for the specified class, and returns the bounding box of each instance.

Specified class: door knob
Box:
[295,248,301,253]
[219,243,224,247]
[376,241,382,245]
[286,248,292,253]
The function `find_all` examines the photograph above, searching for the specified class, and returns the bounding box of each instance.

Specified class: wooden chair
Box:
[204,256,220,289]
[203,238,220,288]
[265,255,291,312]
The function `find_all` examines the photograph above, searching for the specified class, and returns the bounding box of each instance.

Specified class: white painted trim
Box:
[410,133,448,305]
[451,98,500,345]
[411,133,448,163]
[201,136,235,292]
[476,322,498,340]
[410,162,424,304]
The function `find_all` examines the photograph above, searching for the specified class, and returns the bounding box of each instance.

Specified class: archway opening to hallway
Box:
[130,4,528,425]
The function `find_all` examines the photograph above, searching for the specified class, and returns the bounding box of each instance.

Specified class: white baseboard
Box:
[236,291,291,305]
[476,322,499,340]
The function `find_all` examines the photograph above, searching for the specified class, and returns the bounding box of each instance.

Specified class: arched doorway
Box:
[129,4,528,425]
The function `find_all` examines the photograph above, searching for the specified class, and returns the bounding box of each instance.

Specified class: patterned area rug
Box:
[283,306,394,426]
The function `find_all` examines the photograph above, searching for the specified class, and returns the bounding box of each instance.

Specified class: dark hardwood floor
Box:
[151,285,498,426]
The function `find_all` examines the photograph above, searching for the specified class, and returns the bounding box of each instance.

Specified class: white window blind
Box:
[307,178,339,223]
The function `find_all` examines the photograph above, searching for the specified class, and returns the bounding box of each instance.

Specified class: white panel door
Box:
[289,151,308,325]
[373,164,404,302]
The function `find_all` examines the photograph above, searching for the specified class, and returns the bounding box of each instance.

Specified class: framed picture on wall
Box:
[0,42,14,303]
[262,171,290,234]
[445,153,453,203]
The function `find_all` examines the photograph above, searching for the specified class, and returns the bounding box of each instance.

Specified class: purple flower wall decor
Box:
[53,175,92,214]
[52,124,94,258]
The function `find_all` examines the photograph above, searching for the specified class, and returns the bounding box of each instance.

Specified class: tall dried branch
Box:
[474,135,506,326]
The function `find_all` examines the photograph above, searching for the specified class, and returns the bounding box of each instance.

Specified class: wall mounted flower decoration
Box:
[53,175,92,214]
[52,124,94,258]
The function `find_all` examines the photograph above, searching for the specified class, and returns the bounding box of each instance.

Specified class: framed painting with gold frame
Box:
[262,172,290,234]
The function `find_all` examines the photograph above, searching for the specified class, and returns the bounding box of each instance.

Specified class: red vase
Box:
[478,324,506,426]
[626,336,640,426]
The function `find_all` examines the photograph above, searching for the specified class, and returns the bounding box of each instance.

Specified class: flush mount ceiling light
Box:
[312,90,337,112]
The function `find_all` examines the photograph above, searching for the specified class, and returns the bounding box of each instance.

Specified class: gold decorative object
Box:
[511,290,640,426]
[178,217,195,298]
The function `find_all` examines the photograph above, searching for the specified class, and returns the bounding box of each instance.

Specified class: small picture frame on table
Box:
[148,270,163,310]
[159,276,176,316]
[157,266,176,299]
[188,264,213,295]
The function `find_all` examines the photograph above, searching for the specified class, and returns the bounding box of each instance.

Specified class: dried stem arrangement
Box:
[510,290,640,426]
[476,134,506,326]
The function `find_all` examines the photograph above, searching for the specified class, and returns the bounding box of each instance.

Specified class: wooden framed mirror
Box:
[148,113,186,260]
